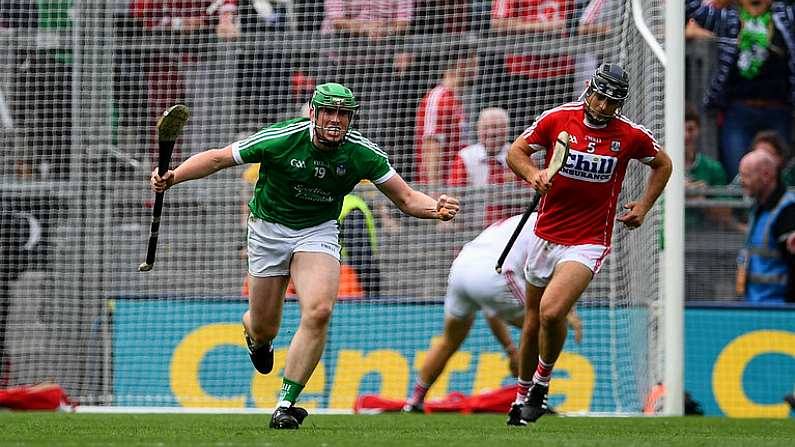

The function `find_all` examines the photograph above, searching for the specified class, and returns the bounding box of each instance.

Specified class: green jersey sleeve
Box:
[231,118,311,165]
[346,130,396,184]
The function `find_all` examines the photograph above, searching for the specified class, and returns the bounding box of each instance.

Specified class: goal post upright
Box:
[663,0,685,416]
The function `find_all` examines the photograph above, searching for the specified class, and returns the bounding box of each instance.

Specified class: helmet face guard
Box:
[310,83,359,147]
[583,63,630,124]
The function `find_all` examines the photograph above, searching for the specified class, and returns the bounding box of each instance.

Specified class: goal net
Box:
[0,0,665,414]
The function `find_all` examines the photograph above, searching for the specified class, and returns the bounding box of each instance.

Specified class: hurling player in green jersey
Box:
[150,83,459,429]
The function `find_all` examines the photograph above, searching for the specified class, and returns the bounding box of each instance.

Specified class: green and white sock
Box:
[277,378,305,408]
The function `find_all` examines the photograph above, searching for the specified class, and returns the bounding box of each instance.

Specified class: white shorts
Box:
[523,233,610,288]
[247,216,340,277]
[444,258,525,323]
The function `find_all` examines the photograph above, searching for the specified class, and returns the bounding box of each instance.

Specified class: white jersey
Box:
[445,214,535,321]
[456,214,534,274]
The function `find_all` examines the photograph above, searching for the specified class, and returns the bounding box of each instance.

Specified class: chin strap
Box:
[583,92,623,126]
[309,105,355,147]
[312,122,345,148]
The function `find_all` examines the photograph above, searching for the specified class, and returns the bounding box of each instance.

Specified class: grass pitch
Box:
[1,412,793,446]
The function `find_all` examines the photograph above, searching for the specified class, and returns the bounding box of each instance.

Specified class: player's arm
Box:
[375,174,459,221]
[485,314,519,376]
[617,149,673,229]
[566,309,584,344]
[506,135,551,194]
[150,146,236,192]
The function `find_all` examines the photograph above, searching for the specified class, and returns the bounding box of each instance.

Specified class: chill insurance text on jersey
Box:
[560,133,620,182]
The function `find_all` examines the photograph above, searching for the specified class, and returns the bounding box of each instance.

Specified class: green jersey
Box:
[686,152,728,229]
[233,118,395,229]
[688,153,727,187]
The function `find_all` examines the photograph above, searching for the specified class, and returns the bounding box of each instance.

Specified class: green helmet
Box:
[311,83,359,113]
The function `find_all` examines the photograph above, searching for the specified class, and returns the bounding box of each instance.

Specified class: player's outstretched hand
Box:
[150,168,175,193]
[617,201,650,229]
[435,194,460,221]
[529,168,552,194]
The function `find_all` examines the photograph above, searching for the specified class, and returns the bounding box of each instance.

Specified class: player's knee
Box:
[539,307,567,327]
[302,303,333,329]
[249,322,279,343]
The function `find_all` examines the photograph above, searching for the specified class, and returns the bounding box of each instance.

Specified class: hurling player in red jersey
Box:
[504,63,672,425]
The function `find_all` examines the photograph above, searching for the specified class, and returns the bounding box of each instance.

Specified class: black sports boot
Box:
[244,330,274,374]
[269,405,309,429]
[520,383,549,423]
[506,402,528,426]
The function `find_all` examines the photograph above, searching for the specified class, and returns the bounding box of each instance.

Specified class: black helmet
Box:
[590,63,629,101]
[582,63,630,124]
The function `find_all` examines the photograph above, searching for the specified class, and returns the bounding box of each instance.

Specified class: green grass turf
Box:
[1,412,793,447]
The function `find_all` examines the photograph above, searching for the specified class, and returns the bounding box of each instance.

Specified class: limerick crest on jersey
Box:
[336,164,347,176]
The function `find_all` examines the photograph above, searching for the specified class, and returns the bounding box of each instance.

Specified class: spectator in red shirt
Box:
[415,44,477,185]
[487,0,575,138]
[449,107,524,225]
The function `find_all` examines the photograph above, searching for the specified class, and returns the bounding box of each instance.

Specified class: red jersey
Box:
[415,85,466,183]
[492,0,573,79]
[521,102,660,246]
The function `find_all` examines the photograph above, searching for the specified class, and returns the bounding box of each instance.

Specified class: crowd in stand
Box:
[2,1,792,178]
[3,1,795,302]
[1,1,788,181]
[1,0,612,183]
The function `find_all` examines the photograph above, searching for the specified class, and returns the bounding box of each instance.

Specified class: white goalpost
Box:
[663,0,685,417]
